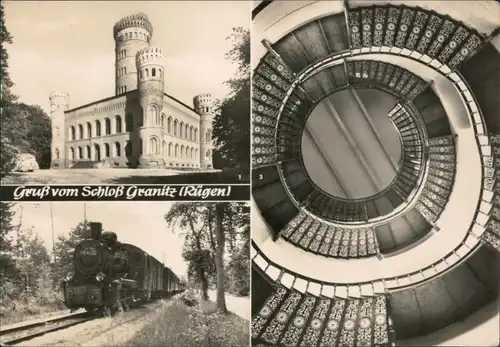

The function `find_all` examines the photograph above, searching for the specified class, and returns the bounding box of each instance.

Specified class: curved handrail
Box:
[252,46,492,289]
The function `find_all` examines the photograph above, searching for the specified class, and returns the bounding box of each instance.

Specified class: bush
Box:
[125,298,249,347]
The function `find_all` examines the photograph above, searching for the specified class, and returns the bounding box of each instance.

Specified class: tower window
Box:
[152,68,156,77]
[145,68,149,77]
[149,136,159,154]
[124,66,127,74]
[55,148,60,160]
[205,129,211,142]
[140,70,143,79]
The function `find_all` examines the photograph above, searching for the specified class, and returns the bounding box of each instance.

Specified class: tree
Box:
[0,0,16,105]
[214,203,228,313]
[165,203,213,300]
[16,227,52,290]
[53,221,89,279]
[22,104,52,169]
[213,27,250,170]
[0,2,52,172]
[0,202,16,282]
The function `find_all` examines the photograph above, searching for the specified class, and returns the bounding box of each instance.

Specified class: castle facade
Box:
[50,13,214,169]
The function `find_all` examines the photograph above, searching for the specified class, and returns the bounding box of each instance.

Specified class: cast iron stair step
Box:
[481,134,499,250]
[279,211,378,259]
[252,285,392,347]
[347,5,484,69]
[414,136,457,225]
[272,13,349,74]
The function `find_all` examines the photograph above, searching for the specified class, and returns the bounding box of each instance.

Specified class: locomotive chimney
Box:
[89,222,103,240]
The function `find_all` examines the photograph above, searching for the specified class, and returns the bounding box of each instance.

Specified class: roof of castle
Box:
[64,90,199,116]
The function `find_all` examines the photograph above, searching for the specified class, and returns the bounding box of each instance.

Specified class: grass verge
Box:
[123,298,249,347]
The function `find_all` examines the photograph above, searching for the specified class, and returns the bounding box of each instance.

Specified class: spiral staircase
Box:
[250,1,500,346]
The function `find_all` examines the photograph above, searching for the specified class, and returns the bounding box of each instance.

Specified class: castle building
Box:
[50,13,214,169]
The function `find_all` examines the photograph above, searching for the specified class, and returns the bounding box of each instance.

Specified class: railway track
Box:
[0,312,95,346]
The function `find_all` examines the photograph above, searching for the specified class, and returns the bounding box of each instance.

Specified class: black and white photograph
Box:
[1,1,250,185]
[250,1,499,346]
[0,201,250,346]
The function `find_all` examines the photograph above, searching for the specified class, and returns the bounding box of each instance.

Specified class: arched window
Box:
[149,137,159,154]
[167,117,172,134]
[186,146,190,159]
[145,68,149,77]
[168,142,172,157]
[175,144,179,158]
[114,142,121,157]
[78,124,84,139]
[180,145,184,158]
[162,141,166,157]
[115,115,122,133]
[147,105,159,126]
[161,114,165,129]
[55,148,60,160]
[94,144,101,161]
[86,122,92,138]
[95,120,101,136]
[140,70,143,79]
[152,68,156,77]
[125,113,133,132]
[174,119,178,136]
[104,143,110,158]
[206,149,211,158]
[194,128,198,141]
[86,145,91,159]
[70,147,75,160]
[205,129,212,142]
[191,147,194,159]
[185,124,188,139]
[180,122,184,138]
[195,148,198,159]
[190,126,193,141]
[105,118,111,135]
[78,146,83,159]
[125,141,132,157]
[70,126,76,141]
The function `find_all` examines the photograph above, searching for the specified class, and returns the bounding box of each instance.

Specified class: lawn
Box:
[122,298,249,347]
[0,167,250,185]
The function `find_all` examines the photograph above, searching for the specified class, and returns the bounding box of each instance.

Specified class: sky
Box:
[4,1,250,115]
[11,201,189,278]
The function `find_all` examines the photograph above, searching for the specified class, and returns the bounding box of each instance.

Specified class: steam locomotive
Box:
[62,222,185,315]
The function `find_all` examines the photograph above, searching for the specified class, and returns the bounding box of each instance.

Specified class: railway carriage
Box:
[62,222,184,315]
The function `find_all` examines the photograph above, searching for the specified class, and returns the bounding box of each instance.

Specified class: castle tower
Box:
[136,46,166,167]
[49,91,69,169]
[194,93,215,170]
[113,13,152,96]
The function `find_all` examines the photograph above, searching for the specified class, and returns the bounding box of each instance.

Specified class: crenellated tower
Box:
[194,93,214,169]
[136,46,166,167]
[49,91,69,168]
[113,13,152,96]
